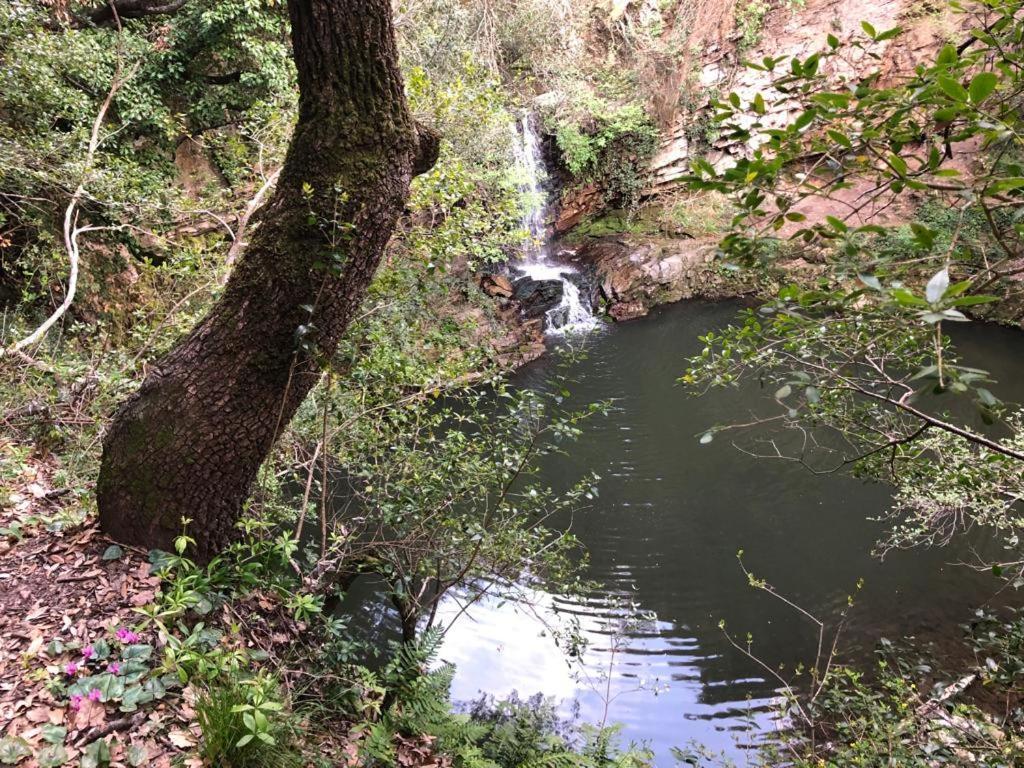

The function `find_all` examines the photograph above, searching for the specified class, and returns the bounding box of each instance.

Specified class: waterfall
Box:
[511,114,598,334]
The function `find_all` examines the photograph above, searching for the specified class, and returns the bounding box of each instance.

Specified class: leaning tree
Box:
[97,0,439,560]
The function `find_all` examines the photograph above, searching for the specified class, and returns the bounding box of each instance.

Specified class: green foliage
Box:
[734,0,770,51]
[402,61,531,271]
[0,0,295,318]
[763,610,1024,767]
[196,674,302,768]
[552,102,658,208]
[285,364,604,642]
[352,641,652,768]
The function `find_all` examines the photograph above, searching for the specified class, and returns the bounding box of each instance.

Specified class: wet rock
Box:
[608,300,647,322]
[546,305,570,328]
[512,277,563,318]
[563,267,600,310]
[480,273,514,298]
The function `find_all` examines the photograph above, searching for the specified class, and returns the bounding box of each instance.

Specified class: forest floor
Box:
[0,448,455,767]
[0,452,192,767]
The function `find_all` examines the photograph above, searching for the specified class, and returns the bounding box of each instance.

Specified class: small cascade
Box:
[510,114,598,334]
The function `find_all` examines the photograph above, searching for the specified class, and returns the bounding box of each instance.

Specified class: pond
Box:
[421,300,1024,763]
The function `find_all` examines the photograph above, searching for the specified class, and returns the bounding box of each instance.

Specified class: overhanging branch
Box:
[84,0,188,26]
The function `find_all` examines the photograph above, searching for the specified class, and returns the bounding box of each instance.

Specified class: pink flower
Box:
[88,688,102,702]
[108,662,121,675]
[115,627,140,644]
[64,662,78,677]
[69,694,83,711]
[81,645,95,660]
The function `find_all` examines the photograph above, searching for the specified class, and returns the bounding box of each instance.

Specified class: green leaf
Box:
[122,644,153,661]
[936,43,958,66]
[40,724,67,745]
[793,110,816,131]
[126,745,148,768]
[891,288,927,307]
[101,545,123,561]
[910,365,939,381]
[0,737,31,764]
[976,388,999,407]
[861,20,877,38]
[910,222,936,250]
[90,639,110,660]
[874,26,903,41]
[968,71,997,103]
[825,215,848,233]
[827,129,852,149]
[90,673,125,702]
[775,384,792,399]
[699,432,714,445]
[937,75,968,102]
[81,739,111,768]
[986,177,1024,194]
[951,294,999,307]
[753,93,766,115]
[37,746,69,768]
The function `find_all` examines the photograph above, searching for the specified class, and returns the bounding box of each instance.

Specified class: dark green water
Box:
[425,300,1024,762]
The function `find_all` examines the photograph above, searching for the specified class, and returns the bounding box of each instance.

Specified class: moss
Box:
[566,211,657,240]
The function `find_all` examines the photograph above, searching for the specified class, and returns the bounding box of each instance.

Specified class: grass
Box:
[195,680,304,768]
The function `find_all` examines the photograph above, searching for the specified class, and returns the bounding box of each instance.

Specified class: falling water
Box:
[511,114,598,333]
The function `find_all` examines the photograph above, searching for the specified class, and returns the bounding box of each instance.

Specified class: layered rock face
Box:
[573,236,744,321]
[647,0,907,192]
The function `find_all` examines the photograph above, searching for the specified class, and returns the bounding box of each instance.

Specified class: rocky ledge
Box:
[569,235,749,321]
[472,234,756,370]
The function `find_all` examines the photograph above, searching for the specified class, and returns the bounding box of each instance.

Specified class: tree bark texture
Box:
[98,0,439,560]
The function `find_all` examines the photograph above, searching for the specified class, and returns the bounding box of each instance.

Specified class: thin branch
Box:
[3,22,136,356]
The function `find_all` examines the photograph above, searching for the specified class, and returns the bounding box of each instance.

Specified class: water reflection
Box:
[343,301,1024,764]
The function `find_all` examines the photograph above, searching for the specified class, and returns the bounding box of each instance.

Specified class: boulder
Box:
[512,277,563,318]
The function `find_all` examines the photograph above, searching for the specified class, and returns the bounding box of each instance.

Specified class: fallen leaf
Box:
[69,699,106,731]
[167,729,196,748]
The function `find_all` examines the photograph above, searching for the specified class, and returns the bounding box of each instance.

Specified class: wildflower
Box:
[108,661,121,675]
[69,694,83,711]
[81,645,95,660]
[115,627,140,644]
[88,688,102,702]
[64,662,78,677]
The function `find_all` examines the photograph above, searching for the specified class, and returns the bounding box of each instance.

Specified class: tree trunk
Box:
[97,0,439,561]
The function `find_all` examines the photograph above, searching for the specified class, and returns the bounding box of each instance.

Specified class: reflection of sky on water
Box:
[434,587,781,761]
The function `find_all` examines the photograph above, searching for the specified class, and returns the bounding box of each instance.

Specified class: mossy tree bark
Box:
[97,0,439,560]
